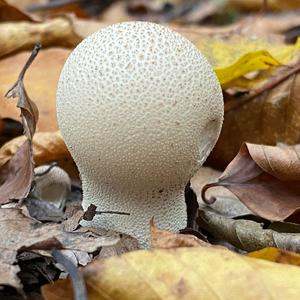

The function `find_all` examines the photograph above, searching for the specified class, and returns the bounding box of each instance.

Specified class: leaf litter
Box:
[1,4,300,299]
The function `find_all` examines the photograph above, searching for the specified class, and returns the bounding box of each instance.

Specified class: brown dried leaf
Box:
[0,208,120,291]
[0,140,33,204]
[203,143,300,223]
[150,219,209,249]
[5,44,40,140]
[209,64,300,168]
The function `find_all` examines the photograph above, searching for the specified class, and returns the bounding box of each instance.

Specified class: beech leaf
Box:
[42,246,300,300]
[202,143,300,223]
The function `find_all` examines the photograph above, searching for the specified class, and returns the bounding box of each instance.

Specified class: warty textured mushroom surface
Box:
[56,21,224,248]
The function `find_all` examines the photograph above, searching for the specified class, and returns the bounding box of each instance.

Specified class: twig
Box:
[52,249,88,300]
[83,204,130,221]
[96,210,130,216]
[225,61,300,113]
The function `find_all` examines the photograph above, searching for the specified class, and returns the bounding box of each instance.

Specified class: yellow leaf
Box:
[249,247,300,267]
[43,247,300,300]
[197,36,300,86]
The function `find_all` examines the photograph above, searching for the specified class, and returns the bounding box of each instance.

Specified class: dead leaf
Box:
[0,207,120,291]
[197,208,300,252]
[5,44,40,140]
[150,219,209,249]
[248,247,300,266]
[42,246,300,300]
[0,0,34,22]
[0,16,80,58]
[203,143,300,223]
[0,140,33,204]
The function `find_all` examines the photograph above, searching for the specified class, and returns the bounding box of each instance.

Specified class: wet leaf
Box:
[203,143,300,223]
[248,247,300,266]
[0,140,33,204]
[42,246,300,300]
[197,208,300,252]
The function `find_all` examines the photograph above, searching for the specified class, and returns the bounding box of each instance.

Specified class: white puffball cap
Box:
[57,21,223,247]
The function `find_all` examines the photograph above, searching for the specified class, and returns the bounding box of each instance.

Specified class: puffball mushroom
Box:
[56,21,223,248]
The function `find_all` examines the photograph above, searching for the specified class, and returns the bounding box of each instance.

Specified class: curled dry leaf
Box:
[0,45,41,204]
[197,208,300,252]
[150,219,209,249]
[0,17,81,58]
[203,143,300,223]
[5,44,40,140]
[42,246,300,300]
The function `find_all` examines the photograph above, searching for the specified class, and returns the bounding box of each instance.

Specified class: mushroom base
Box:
[80,179,187,248]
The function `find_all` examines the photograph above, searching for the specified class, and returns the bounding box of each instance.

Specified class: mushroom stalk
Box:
[81,177,186,248]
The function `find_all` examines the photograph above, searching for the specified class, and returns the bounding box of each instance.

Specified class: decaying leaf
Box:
[42,246,300,300]
[197,208,300,252]
[150,219,209,249]
[248,247,300,266]
[0,140,33,204]
[203,143,300,223]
